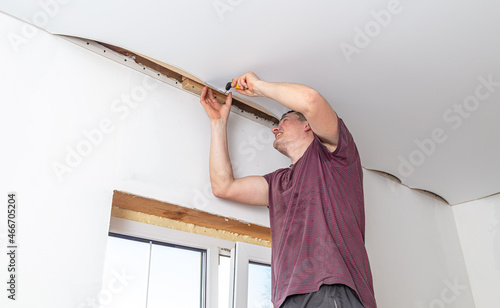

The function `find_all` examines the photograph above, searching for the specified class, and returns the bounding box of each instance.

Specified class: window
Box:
[232,242,272,308]
[218,254,231,308]
[100,235,149,307]
[147,241,205,307]
[247,262,272,308]
[101,233,206,307]
[104,217,271,308]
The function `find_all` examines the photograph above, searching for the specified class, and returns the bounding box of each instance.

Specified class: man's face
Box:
[271,112,307,154]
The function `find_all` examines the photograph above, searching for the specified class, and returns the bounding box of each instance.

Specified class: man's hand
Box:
[231,71,339,147]
[231,72,262,97]
[200,87,232,121]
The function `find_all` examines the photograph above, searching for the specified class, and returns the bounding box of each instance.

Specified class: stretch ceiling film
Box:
[2,0,499,204]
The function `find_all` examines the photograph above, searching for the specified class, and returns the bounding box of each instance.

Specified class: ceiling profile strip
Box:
[62,36,279,127]
[180,77,280,125]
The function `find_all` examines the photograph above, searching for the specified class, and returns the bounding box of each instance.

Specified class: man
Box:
[200,72,376,308]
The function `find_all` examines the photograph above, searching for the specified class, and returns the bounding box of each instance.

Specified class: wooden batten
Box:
[111,190,271,246]
[98,42,279,125]
[181,78,279,125]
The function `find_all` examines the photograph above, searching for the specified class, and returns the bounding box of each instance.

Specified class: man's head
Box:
[271,110,313,158]
[281,110,307,122]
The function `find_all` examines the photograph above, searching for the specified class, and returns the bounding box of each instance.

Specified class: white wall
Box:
[453,193,500,308]
[0,12,482,308]
[0,12,133,308]
[0,12,286,308]
[114,74,288,227]
[1,20,111,308]
[364,171,475,307]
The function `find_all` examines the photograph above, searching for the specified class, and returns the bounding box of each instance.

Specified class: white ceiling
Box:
[2,0,499,205]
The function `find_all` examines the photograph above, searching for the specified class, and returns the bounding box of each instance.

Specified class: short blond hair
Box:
[281,110,307,122]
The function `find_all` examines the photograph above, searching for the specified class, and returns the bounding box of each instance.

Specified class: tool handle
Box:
[225,81,243,91]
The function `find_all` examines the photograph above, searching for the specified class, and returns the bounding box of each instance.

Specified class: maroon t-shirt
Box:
[264,118,376,308]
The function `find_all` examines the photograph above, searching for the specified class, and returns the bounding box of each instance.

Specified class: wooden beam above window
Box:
[111,190,271,247]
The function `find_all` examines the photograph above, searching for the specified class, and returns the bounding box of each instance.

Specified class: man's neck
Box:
[288,137,314,164]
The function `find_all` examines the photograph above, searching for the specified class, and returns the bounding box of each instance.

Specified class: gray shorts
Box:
[281,284,364,308]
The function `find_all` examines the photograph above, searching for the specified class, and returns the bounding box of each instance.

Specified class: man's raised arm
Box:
[232,72,339,147]
[200,87,268,206]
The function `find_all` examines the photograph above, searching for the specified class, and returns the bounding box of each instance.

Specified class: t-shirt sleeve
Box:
[263,172,273,185]
[319,118,360,166]
[263,171,277,210]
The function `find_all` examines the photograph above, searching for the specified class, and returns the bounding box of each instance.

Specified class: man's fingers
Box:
[231,77,246,90]
[201,87,218,103]
[208,88,216,101]
[239,76,247,90]
[225,92,233,106]
[201,86,209,101]
[201,85,233,111]
[235,88,255,97]
[200,87,210,111]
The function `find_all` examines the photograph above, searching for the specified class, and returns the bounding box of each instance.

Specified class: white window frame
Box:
[109,216,236,308]
[231,242,272,308]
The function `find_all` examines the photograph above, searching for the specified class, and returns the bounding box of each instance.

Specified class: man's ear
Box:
[304,122,312,132]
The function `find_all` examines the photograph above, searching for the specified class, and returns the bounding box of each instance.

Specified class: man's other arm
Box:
[200,87,269,206]
[233,72,339,147]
